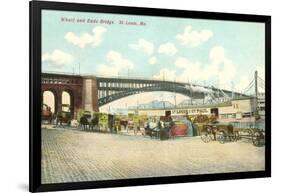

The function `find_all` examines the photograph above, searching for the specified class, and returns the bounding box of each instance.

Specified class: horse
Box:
[144,121,160,139]
[79,115,91,131]
[144,126,159,138]
[55,111,71,127]
[120,120,128,131]
[90,116,99,131]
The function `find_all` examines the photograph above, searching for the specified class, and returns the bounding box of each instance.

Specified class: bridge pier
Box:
[82,76,99,112]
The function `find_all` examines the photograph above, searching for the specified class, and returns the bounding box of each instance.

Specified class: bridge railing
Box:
[43,70,198,85]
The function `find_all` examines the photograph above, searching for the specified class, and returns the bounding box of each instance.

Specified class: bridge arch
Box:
[61,89,75,117]
[62,91,71,105]
[42,90,57,113]
[98,85,204,106]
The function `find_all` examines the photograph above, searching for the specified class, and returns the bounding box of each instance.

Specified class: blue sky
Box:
[42,10,265,108]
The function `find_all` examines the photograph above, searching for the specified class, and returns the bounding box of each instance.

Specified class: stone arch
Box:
[61,89,75,118]
[62,91,71,106]
[42,90,56,113]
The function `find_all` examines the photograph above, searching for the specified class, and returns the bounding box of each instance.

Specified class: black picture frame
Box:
[30,1,271,192]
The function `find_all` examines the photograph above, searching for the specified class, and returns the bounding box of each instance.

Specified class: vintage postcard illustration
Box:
[41,10,266,184]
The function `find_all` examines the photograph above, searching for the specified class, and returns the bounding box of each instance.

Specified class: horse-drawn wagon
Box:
[55,104,72,127]
[199,118,265,147]
[191,114,239,143]
[97,112,114,132]
[77,111,114,132]
[235,128,265,147]
[41,104,53,124]
[77,110,92,130]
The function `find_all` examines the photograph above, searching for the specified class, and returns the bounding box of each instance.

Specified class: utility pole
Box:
[254,70,259,116]
[190,83,193,105]
[231,81,234,99]
[255,70,258,99]
[78,63,81,75]
[174,78,177,108]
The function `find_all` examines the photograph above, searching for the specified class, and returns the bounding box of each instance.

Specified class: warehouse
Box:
[129,97,259,123]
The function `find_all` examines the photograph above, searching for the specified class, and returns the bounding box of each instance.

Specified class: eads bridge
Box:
[42,72,245,117]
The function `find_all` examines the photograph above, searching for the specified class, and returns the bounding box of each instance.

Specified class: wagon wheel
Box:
[201,132,211,143]
[234,131,240,141]
[217,131,226,144]
[252,131,265,147]
[248,129,253,138]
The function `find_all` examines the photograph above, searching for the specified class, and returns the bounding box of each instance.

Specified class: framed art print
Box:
[30,1,271,192]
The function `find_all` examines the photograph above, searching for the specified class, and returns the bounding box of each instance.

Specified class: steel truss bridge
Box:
[96,77,246,106]
[42,71,264,113]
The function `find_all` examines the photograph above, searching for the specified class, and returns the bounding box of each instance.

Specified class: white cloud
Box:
[97,51,134,77]
[158,42,178,56]
[148,56,157,65]
[235,76,251,92]
[179,46,236,87]
[106,51,133,69]
[129,39,154,55]
[209,46,225,64]
[175,57,203,82]
[64,26,107,48]
[218,60,236,85]
[153,68,177,81]
[152,46,237,90]
[176,25,213,47]
[209,46,236,86]
[97,64,118,77]
[42,49,73,68]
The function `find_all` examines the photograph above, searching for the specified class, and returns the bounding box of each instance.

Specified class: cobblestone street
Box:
[41,127,265,184]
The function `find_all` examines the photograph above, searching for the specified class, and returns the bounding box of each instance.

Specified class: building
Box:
[128,97,259,123]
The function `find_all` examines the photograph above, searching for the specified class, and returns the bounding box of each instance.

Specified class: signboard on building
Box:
[171,108,210,115]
